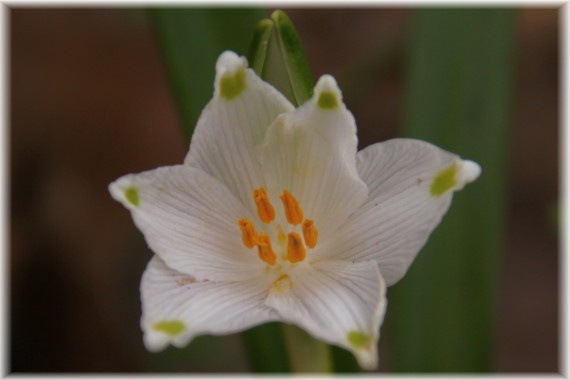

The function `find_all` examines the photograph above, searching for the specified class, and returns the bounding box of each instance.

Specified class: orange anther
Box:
[302,219,318,249]
[238,219,258,249]
[287,232,306,263]
[257,232,277,266]
[280,190,304,225]
[253,188,275,224]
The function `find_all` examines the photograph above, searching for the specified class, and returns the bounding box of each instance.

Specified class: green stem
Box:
[281,324,332,373]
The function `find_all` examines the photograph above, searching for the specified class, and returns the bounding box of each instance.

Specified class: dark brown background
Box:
[10,8,559,372]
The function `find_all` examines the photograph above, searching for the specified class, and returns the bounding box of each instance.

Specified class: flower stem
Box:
[281,324,332,373]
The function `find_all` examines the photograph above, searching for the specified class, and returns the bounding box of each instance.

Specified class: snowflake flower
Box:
[109,51,480,369]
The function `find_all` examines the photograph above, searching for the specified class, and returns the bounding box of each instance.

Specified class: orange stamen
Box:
[257,232,277,266]
[280,190,304,225]
[302,219,318,249]
[238,219,258,249]
[287,232,306,263]
[253,188,275,224]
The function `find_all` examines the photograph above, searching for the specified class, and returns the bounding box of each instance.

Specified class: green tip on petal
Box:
[153,320,186,337]
[317,91,339,109]
[220,68,246,100]
[430,164,458,197]
[125,187,140,207]
[347,330,373,349]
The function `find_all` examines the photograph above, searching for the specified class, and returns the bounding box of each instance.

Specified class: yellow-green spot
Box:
[220,68,246,100]
[125,187,139,207]
[347,331,372,349]
[153,320,186,337]
[317,91,338,109]
[430,164,458,197]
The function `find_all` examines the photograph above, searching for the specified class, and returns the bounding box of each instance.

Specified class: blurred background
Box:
[10,7,558,373]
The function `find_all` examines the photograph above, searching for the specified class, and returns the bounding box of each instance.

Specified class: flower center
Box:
[238,188,319,266]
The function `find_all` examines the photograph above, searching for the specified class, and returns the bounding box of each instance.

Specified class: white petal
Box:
[141,255,278,351]
[255,75,368,238]
[318,138,481,286]
[185,51,295,214]
[109,165,265,281]
[265,260,386,370]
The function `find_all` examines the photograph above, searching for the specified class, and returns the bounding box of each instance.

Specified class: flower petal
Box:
[255,75,368,239]
[109,165,265,281]
[265,260,386,370]
[318,139,481,286]
[185,51,295,214]
[141,255,278,351]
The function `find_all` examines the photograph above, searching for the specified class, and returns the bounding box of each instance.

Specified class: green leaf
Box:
[249,10,314,106]
[247,18,273,75]
[148,8,267,141]
[386,8,517,372]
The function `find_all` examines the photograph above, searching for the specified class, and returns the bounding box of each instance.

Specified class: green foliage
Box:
[248,10,314,106]
[387,8,517,372]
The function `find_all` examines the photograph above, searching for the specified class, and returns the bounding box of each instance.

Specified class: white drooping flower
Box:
[109,51,480,370]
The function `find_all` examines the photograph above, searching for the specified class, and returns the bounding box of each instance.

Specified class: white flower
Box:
[109,51,481,370]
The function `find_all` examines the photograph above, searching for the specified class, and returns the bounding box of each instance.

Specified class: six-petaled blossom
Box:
[109,51,481,369]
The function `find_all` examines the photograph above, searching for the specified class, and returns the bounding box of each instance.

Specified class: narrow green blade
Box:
[149,8,267,141]
[247,18,273,76]
[254,10,314,106]
[387,9,517,372]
